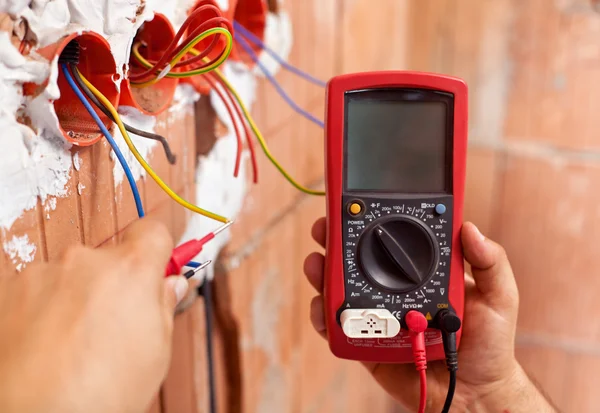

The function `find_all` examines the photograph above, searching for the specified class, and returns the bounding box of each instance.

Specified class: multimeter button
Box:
[349,202,362,216]
[435,204,447,215]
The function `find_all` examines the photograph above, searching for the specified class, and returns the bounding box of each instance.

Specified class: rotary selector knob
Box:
[357,216,439,293]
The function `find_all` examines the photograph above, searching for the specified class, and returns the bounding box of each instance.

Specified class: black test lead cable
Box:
[198,277,217,413]
[437,310,462,413]
[64,41,177,165]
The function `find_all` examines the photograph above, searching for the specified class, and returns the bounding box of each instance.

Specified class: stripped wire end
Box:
[183,260,212,279]
[166,220,234,277]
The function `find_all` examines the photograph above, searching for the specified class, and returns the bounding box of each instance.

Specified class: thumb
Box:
[163,276,189,311]
[461,222,519,312]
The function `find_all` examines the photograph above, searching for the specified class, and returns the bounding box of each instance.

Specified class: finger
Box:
[164,276,189,311]
[461,222,518,311]
[310,295,327,335]
[304,252,325,293]
[120,218,174,271]
[311,217,326,249]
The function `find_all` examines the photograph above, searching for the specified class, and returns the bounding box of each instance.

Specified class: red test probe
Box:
[165,221,233,276]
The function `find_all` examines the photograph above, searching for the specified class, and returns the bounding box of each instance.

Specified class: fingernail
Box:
[473,224,486,242]
[168,276,189,304]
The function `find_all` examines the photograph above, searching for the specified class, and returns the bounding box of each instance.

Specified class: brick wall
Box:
[174,1,600,412]
[3,1,600,412]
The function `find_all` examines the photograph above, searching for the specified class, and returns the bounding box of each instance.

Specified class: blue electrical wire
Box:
[62,64,145,218]
[233,21,327,88]
[234,33,325,128]
[65,63,209,273]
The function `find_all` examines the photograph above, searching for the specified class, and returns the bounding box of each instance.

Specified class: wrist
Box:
[467,364,557,413]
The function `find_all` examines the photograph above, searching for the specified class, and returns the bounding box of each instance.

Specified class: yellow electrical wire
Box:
[131,27,233,87]
[75,66,230,223]
[185,49,325,196]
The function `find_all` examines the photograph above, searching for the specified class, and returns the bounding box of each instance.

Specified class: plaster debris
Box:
[178,130,249,281]
[3,234,37,272]
[77,182,85,195]
[170,83,200,116]
[254,11,293,77]
[72,151,81,171]
[44,196,57,219]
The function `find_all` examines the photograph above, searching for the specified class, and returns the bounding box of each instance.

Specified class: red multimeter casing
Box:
[324,71,467,363]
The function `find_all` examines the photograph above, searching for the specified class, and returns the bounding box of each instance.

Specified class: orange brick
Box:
[464,147,501,236]
[307,0,337,98]
[342,0,410,72]
[76,142,118,247]
[563,353,600,412]
[162,311,199,413]
[227,122,296,252]
[0,207,44,273]
[515,345,569,411]
[495,154,600,342]
[43,162,82,260]
[145,112,172,211]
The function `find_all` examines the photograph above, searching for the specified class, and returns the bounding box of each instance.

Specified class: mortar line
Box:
[35,198,49,262]
[517,330,600,357]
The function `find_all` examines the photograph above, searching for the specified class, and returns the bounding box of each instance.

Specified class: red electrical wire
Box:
[131,16,231,81]
[129,4,226,81]
[202,74,243,178]
[418,370,427,413]
[210,73,259,184]
[172,16,232,66]
[406,311,428,413]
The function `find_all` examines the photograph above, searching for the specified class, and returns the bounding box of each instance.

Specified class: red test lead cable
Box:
[405,311,428,413]
[165,221,233,276]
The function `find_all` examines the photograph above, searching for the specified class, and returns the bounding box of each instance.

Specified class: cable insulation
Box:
[419,369,427,413]
[188,54,324,195]
[129,4,226,81]
[74,66,230,223]
[234,33,324,128]
[61,64,145,218]
[131,27,233,87]
[209,73,259,184]
[202,73,243,178]
[441,370,456,413]
[203,278,217,413]
[70,66,176,165]
[233,21,326,88]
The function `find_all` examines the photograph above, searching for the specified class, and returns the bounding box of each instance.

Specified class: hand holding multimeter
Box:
[311,72,557,413]
[324,71,467,360]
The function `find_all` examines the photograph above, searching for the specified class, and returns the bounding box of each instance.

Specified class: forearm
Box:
[467,365,558,413]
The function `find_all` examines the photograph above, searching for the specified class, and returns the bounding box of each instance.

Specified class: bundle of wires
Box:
[233,21,325,128]
[130,6,325,195]
[129,0,233,87]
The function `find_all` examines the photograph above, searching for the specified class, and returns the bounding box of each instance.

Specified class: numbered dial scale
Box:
[339,196,453,323]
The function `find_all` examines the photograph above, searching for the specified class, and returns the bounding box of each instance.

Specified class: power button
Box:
[348,202,363,216]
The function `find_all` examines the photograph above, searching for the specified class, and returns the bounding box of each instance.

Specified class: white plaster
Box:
[254,11,293,77]
[178,130,248,281]
[170,83,200,116]
[3,234,37,272]
[72,151,81,171]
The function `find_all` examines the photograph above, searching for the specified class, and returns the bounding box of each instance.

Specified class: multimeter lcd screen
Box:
[345,91,452,193]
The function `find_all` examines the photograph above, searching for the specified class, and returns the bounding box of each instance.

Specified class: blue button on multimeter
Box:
[435,204,447,215]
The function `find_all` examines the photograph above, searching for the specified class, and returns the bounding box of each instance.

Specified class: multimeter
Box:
[324,71,468,364]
